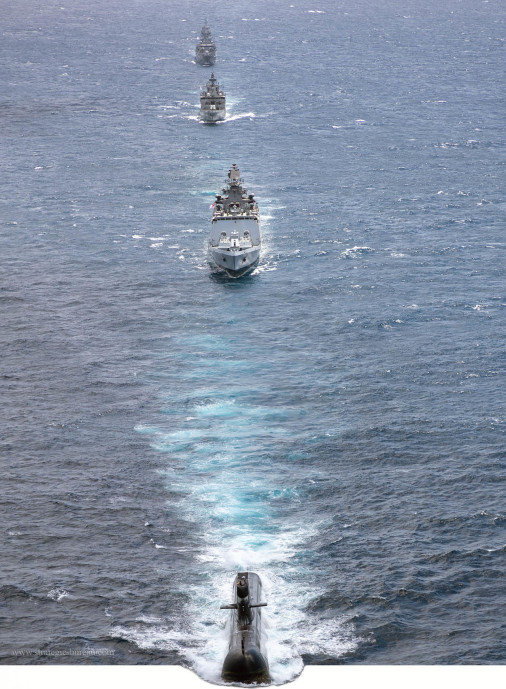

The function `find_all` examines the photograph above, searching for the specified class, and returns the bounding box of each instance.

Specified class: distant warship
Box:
[220,572,270,684]
[200,73,226,123]
[195,22,216,66]
[209,164,261,278]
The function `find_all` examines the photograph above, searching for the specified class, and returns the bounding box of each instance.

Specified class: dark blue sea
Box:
[1,0,505,682]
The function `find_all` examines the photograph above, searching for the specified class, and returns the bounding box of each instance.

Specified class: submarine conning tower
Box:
[221,572,270,684]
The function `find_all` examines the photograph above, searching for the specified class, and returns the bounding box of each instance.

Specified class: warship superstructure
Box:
[200,73,226,123]
[195,22,216,66]
[209,164,261,278]
[220,572,270,684]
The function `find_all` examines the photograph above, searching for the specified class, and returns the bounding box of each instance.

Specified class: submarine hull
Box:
[221,572,270,684]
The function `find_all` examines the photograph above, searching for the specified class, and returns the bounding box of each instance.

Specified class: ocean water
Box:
[1,0,505,681]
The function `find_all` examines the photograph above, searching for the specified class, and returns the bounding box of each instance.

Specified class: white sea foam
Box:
[251,261,278,274]
[222,112,256,122]
[341,246,374,258]
[47,587,69,601]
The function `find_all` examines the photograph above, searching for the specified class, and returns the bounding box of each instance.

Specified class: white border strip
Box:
[1,666,504,689]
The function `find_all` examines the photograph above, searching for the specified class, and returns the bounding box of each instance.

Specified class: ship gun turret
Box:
[213,165,259,216]
[220,572,270,684]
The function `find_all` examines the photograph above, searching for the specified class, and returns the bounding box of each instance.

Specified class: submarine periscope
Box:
[220,572,270,684]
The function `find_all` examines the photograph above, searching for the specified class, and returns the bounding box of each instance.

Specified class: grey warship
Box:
[195,22,216,66]
[209,164,261,278]
[220,572,270,684]
[200,73,226,123]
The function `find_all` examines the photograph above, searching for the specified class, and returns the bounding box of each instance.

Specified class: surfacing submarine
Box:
[220,572,270,684]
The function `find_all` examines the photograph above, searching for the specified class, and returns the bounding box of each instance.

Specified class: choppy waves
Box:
[2,0,505,674]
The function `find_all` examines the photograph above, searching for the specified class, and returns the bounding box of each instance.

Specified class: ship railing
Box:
[212,213,258,220]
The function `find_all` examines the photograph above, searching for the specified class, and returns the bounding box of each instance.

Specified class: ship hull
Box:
[209,216,261,277]
[201,108,226,123]
[195,50,216,66]
[209,245,260,278]
[196,56,216,66]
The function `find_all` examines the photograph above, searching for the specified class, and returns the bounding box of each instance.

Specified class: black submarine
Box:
[220,572,270,684]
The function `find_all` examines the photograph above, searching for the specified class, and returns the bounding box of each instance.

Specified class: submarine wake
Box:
[120,331,358,684]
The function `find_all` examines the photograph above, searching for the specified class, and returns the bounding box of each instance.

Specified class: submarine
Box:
[220,572,270,684]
